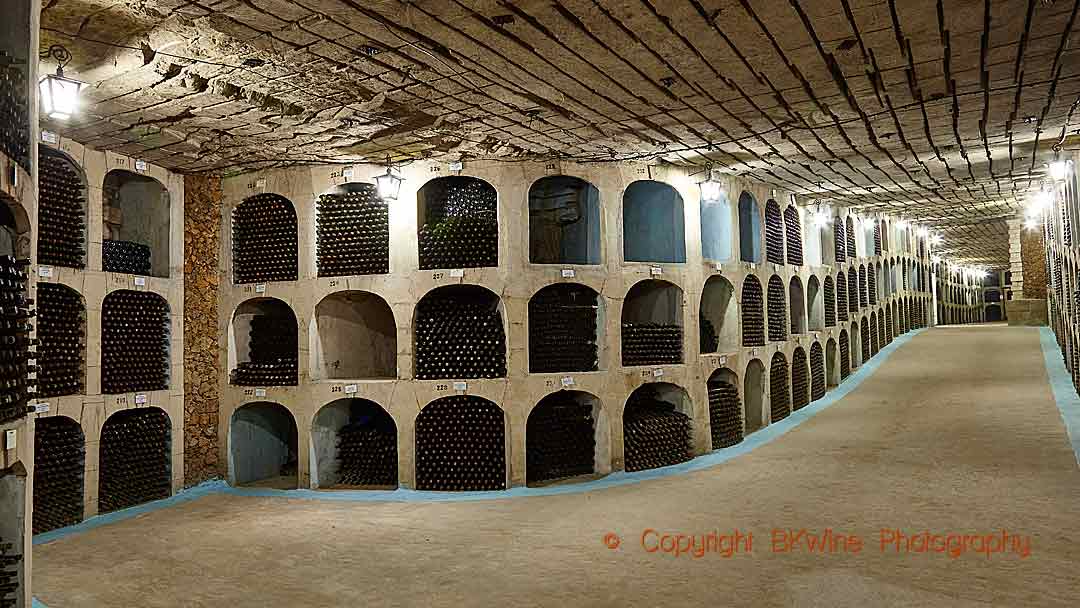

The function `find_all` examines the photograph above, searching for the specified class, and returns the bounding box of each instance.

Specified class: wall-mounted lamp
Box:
[375,155,403,201]
[38,45,84,121]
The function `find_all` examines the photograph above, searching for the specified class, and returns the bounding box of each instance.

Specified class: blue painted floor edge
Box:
[1038,327,1080,466]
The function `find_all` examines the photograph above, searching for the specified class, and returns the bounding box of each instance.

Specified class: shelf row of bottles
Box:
[0,256,33,425]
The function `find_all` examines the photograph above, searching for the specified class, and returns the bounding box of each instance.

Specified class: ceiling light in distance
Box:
[375,156,403,201]
[1049,156,1069,181]
[38,45,84,120]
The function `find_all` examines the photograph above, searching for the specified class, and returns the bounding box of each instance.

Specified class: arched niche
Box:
[807,276,820,330]
[700,187,734,262]
[38,145,87,268]
[229,402,298,488]
[310,398,397,489]
[622,180,686,264]
[870,311,880,355]
[741,275,765,346]
[987,303,1003,322]
[99,407,171,512]
[792,347,809,411]
[789,276,807,334]
[769,352,791,423]
[764,199,784,264]
[415,395,506,491]
[529,283,603,373]
[744,359,766,434]
[33,416,85,534]
[526,390,609,485]
[232,192,298,284]
[833,216,846,264]
[621,279,683,366]
[886,305,894,343]
[825,338,839,387]
[699,275,738,354]
[784,205,803,266]
[845,216,856,258]
[847,271,859,314]
[868,262,878,305]
[767,275,787,342]
[858,265,868,308]
[810,341,827,398]
[414,285,506,379]
[836,271,848,322]
[417,175,498,270]
[0,185,31,259]
[817,219,836,266]
[707,368,742,450]
[860,317,871,363]
[873,220,882,256]
[311,291,396,380]
[229,297,298,386]
[103,169,171,278]
[839,330,851,380]
[738,191,763,263]
[37,283,87,397]
[622,383,693,472]
[315,182,389,277]
[529,175,601,265]
[101,290,170,394]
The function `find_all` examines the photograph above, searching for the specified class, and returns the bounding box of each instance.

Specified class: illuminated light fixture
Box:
[374,155,403,201]
[698,164,723,201]
[916,226,929,238]
[928,233,943,246]
[1032,184,1054,211]
[1024,217,1041,230]
[38,45,84,121]
[1049,155,1069,181]
[896,218,909,229]
[811,209,831,229]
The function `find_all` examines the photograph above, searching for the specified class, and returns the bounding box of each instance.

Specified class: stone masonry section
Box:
[1021,226,1047,299]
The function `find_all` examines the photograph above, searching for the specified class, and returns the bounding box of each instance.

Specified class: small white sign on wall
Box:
[134,276,146,287]
[650,266,663,276]
[135,393,147,405]
[560,376,574,388]
[32,403,50,414]
[344,384,358,394]
[4,429,15,450]
[453,381,468,392]
[342,167,354,181]
[561,268,575,278]
[449,269,464,278]
[135,159,148,173]
[255,388,267,397]
[652,368,664,378]
[40,130,58,144]
[38,266,53,278]
[448,161,463,171]
[255,283,267,293]
[718,355,727,365]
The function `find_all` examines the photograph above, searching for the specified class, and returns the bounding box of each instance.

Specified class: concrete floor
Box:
[33,326,1080,607]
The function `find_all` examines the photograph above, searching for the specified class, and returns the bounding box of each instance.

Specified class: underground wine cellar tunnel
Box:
[14,0,1080,605]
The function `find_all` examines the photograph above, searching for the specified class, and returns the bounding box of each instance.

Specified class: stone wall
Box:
[183,174,223,485]
[1021,225,1047,298]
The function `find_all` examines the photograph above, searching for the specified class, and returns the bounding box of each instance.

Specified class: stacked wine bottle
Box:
[767,278,786,341]
[765,203,784,264]
[840,332,851,379]
[0,51,29,170]
[316,185,389,277]
[32,417,85,534]
[102,240,151,275]
[699,318,718,353]
[0,532,19,608]
[38,150,86,268]
[414,289,506,379]
[528,285,598,372]
[846,219,856,257]
[0,256,33,425]
[233,193,298,283]
[792,349,809,411]
[847,273,858,314]
[833,219,846,263]
[526,394,595,484]
[37,284,83,397]
[769,356,790,422]
[418,178,498,270]
[861,322,871,361]
[824,279,836,326]
[335,420,398,487]
[868,269,877,305]
[784,207,802,265]
[101,291,168,394]
[742,278,765,346]
[230,314,297,386]
[873,222,882,255]
[707,380,743,449]
[623,390,691,472]
[810,345,826,400]
[621,323,682,366]
[98,409,170,512]
[415,396,505,491]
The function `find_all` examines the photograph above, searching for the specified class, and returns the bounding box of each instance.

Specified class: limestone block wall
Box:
[216,159,936,491]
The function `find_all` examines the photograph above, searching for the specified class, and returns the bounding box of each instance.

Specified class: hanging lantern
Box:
[375,156,403,201]
[39,45,83,121]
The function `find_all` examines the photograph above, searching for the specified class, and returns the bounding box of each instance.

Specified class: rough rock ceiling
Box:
[38,0,1080,268]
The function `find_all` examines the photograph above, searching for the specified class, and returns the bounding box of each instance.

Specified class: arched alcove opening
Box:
[99,408,171,512]
[621,279,683,366]
[833,216,847,264]
[871,311,881,355]
[101,290,170,394]
[873,220,882,256]
[623,180,686,263]
[37,283,86,397]
[311,398,397,489]
[764,199,784,265]
[33,416,85,533]
[229,297,298,386]
[792,347,809,411]
[769,352,791,423]
[858,265,868,308]
[316,182,389,276]
[825,338,839,387]
[987,303,1003,322]
[861,317,871,362]
[818,220,836,266]
[232,192,297,284]
[700,276,739,354]
[415,285,506,379]
[229,402,298,489]
[868,263,878,305]
[836,272,849,322]
[38,146,87,268]
[810,342,826,399]
[784,205,803,266]
[741,275,765,346]
[845,216,857,259]
[416,395,506,491]
[838,330,851,380]
[418,175,498,270]
[707,368,743,449]
[744,359,766,433]
[822,276,836,328]
[529,176,601,265]
[738,191,763,263]
[103,169,171,277]
[529,283,602,373]
[886,305,894,343]
[699,186,734,262]
[847,271,859,314]
[312,291,396,380]
[767,275,787,342]
[623,383,692,471]
[527,391,608,485]
[789,276,807,334]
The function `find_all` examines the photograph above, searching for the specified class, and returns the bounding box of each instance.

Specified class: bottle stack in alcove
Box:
[0,52,29,171]
[233,193,298,283]
[623,388,691,472]
[707,380,742,449]
[0,256,34,425]
[414,291,505,379]
[622,323,682,366]
[38,151,85,268]
[102,240,151,275]
[32,418,85,534]
[37,284,83,397]
[316,185,389,276]
[699,319,718,353]
[415,396,505,491]
[98,410,170,513]
[335,407,397,487]
[528,286,598,372]
[101,291,168,394]
[742,282,765,346]
[231,314,298,386]
[526,394,595,483]
[418,178,498,269]
[0,533,19,608]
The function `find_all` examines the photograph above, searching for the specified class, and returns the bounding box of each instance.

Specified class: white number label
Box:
[344,384,358,394]
[449,269,464,278]
[452,381,467,392]
[135,393,147,405]
[255,284,266,293]
[448,161,463,171]
[560,376,574,388]
[135,159,148,173]
[255,388,267,397]
[33,403,50,414]
[561,268,575,278]
[134,276,146,287]
[650,266,663,276]
[652,368,664,378]
[4,430,15,450]
[41,131,58,144]
[38,266,53,278]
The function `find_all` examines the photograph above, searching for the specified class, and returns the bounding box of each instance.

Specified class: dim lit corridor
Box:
[32,325,1080,608]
